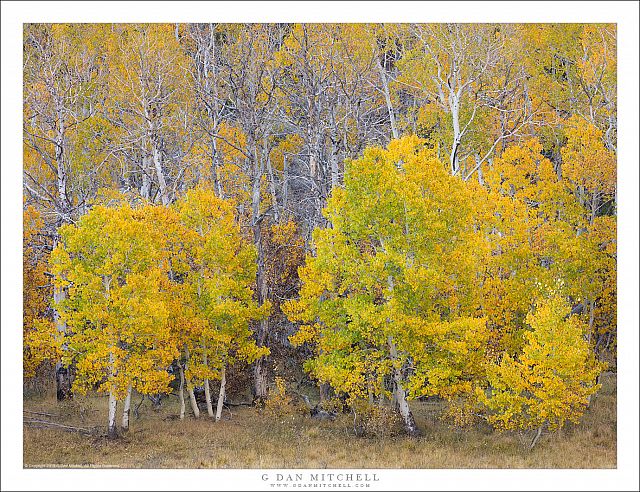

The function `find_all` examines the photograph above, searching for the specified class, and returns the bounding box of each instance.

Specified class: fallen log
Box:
[23,410,61,418]
[24,419,92,435]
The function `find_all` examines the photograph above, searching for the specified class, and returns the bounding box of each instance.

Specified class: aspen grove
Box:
[24,23,615,446]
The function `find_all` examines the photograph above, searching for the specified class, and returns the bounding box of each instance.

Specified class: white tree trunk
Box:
[377,57,399,140]
[183,346,200,418]
[392,372,419,437]
[388,336,420,437]
[204,378,214,418]
[107,345,118,438]
[202,350,215,418]
[108,390,118,439]
[122,385,132,431]
[178,363,186,420]
[215,365,226,422]
[205,24,223,198]
[210,135,223,197]
[265,152,280,222]
[475,154,484,185]
[151,140,169,206]
[530,425,544,450]
[188,387,200,419]
[282,154,289,209]
[450,96,461,175]
[140,154,152,200]
[142,100,170,206]
[329,136,340,190]
[54,105,68,210]
[53,284,72,401]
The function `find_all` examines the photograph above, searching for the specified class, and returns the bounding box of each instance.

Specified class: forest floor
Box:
[23,372,616,469]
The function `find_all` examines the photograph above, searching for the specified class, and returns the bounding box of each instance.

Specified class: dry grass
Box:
[23,373,616,469]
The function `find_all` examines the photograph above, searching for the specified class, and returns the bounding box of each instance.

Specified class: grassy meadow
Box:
[23,373,616,469]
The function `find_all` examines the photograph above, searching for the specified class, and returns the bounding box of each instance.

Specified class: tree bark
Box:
[140,153,152,200]
[250,137,270,402]
[142,97,170,206]
[121,385,132,431]
[329,134,340,191]
[205,24,223,198]
[384,274,420,436]
[54,362,72,401]
[266,155,280,222]
[183,346,200,418]
[204,378,214,418]
[53,280,72,401]
[319,382,331,403]
[54,104,68,212]
[450,95,461,175]
[215,365,226,422]
[253,358,269,402]
[151,135,170,206]
[188,387,200,419]
[203,352,215,418]
[210,135,223,197]
[388,336,420,437]
[475,153,484,185]
[377,56,399,140]
[48,98,74,400]
[530,425,543,450]
[107,336,118,438]
[107,389,118,439]
[282,153,289,210]
[178,363,186,420]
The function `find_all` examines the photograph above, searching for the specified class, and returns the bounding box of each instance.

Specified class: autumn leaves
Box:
[32,130,614,442]
[43,133,612,441]
[285,136,608,441]
[49,188,268,436]
[21,23,616,443]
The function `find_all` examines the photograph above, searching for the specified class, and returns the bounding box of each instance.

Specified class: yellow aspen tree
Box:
[480,296,604,449]
[285,137,489,436]
[50,203,177,437]
[173,187,270,419]
[520,24,616,151]
[481,138,586,354]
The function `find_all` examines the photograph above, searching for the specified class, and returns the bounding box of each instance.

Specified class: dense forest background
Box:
[23,23,616,442]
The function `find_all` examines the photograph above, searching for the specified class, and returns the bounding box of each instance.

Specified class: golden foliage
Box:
[23,205,59,377]
[481,296,604,432]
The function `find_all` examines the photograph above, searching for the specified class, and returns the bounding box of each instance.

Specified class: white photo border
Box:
[2,2,638,491]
